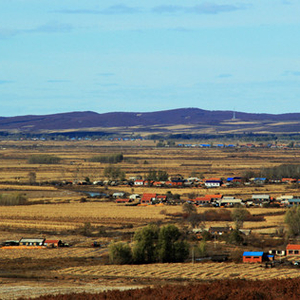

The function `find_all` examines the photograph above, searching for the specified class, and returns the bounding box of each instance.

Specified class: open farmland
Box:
[1,139,300,183]
[0,139,300,298]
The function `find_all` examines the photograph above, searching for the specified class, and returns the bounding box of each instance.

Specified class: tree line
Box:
[109,224,189,264]
[89,153,123,163]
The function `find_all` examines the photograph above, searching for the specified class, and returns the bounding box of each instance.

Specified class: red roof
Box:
[287,244,300,250]
[141,193,156,201]
[195,196,211,201]
[205,194,223,199]
[282,178,296,182]
[44,240,60,244]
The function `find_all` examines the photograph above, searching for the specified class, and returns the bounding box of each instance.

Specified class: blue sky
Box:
[1,0,300,117]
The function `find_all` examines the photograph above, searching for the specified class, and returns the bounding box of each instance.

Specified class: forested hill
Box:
[1,108,300,134]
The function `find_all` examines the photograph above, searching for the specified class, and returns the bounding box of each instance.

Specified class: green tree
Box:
[109,242,132,264]
[132,224,159,264]
[197,241,207,257]
[285,206,300,236]
[157,224,189,263]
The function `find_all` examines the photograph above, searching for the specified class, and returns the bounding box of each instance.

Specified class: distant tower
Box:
[232,111,236,120]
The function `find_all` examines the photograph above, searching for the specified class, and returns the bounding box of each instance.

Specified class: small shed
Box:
[243,251,264,263]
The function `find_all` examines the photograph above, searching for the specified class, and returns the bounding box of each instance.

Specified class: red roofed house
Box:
[194,196,212,206]
[134,179,144,186]
[141,193,157,204]
[44,239,63,248]
[282,178,297,184]
[206,194,223,201]
[286,244,300,256]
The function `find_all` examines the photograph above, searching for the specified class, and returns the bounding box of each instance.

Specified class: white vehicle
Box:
[129,194,141,200]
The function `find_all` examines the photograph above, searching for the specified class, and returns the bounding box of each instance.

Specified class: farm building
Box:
[205,180,223,188]
[44,239,63,248]
[140,193,157,204]
[193,196,212,206]
[269,249,286,256]
[251,178,267,185]
[2,240,19,246]
[286,244,300,255]
[243,251,273,263]
[206,194,223,201]
[288,199,300,206]
[134,179,144,186]
[19,238,45,246]
[209,226,232,235]
[218,198,243,207]
[282,178,297,184]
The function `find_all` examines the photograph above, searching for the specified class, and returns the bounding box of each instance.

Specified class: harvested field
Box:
[1,140,300,298]
[59,261,300,281]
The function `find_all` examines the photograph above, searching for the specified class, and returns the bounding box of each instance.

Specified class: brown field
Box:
[1,139,300,298]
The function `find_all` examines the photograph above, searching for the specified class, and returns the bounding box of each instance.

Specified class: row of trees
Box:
[28,154,61,164]
[89,153,123,164]
[103,165,126,180]
[243,163,300,181]
[145,169,169,181]
[109,224,189,264]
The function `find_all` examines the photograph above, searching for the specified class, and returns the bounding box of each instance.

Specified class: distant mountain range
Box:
[1,108,300,136]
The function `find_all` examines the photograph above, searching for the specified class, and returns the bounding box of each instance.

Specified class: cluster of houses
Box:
[1,238,68,249]
[114,191,300,208]
[176,143,296,149]
[243,244,300,263]
[131,176,300,189]
[190,193,300,207]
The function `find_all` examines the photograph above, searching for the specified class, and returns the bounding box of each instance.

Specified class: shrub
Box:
[0,193,28,206]
[109,242,132,264]
[79,222,93,236]
[227,229,244,245]
[28,154,61,164]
